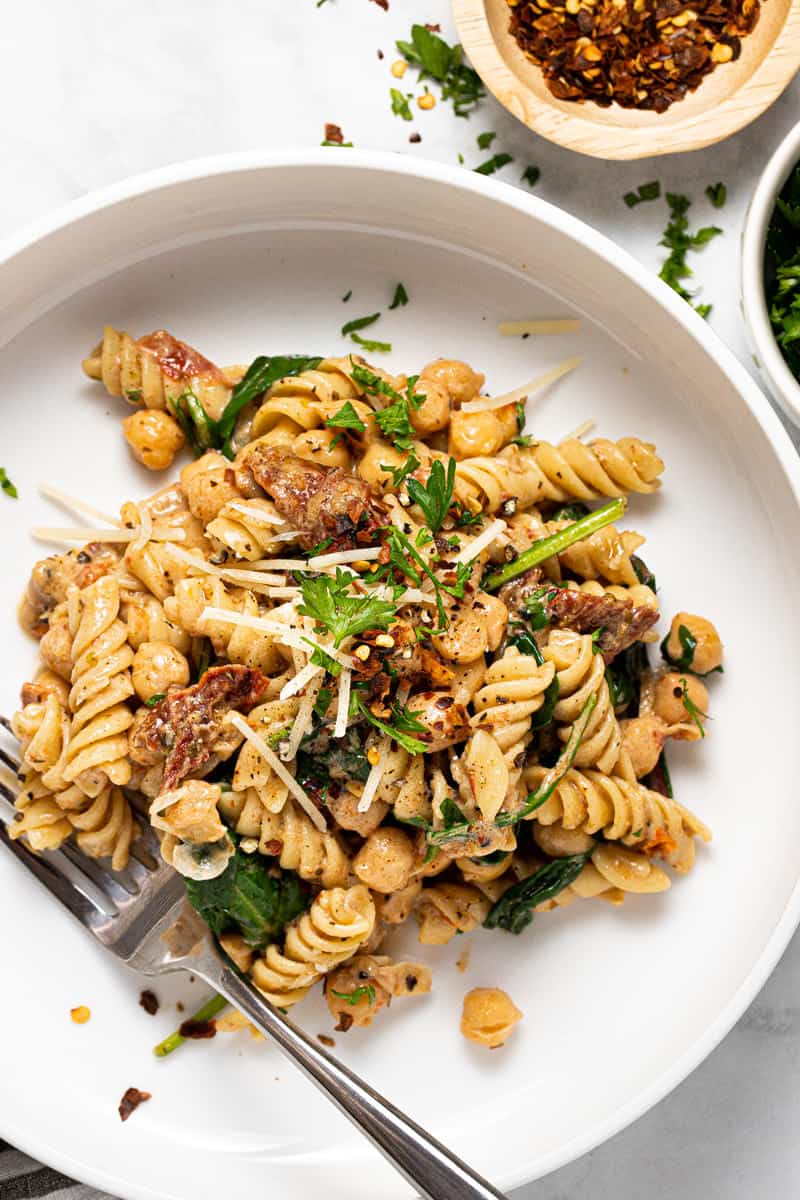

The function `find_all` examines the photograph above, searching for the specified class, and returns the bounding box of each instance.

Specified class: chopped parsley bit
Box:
[590,628,604,653]
[370,524,469,632]
[477,131,496,150]
[144,693,166,708]
[325,401,367,434]
[390,88,414,121]
[705,182,727,209]
[0,468,18,499]
[474,152,514,176]
[351,364,425,451]
[510,398,533,447]
[679,677,707,738]
[396,23,485,119]
[521,165,540,188]
[314,687,333,718]
[658,192,721,320]
[380,450,420,488]
[454,505,483,527]
[351,332,392,353]
[405,457,456,533]
[623,180,661,208]
[341,289,352,302]
[458,152,465,165]
[389,282,409,309]
[321,139,354,147]
[341,311,381,338]
[295,568,396,646]
[331,984,376,1007]
[353,693,428,754]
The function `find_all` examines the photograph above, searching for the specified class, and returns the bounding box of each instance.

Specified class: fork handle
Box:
[199,961,506,1200]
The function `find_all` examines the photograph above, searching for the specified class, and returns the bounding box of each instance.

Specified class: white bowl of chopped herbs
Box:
[742,118,800,426]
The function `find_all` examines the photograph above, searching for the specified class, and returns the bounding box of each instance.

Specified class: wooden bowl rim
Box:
[453,0,800,160]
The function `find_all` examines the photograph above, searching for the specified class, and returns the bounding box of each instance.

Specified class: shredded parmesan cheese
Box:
[357,737,390,812]
[452,519,507,564]
[225,502,285,525]
[31,525,186,544]
[39,484,122,528]
[199,606,354,668]
[460,357,581,414]
[308,547,383,568]
[284,673,325,761]
[497,319,581,337]
[334,668,352,739]
[563,419,596,441]
[129,503,153,554]
[280,661,323,700]
[227,713,326,831]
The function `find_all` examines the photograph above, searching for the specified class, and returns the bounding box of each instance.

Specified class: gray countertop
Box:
[2,2,799,1195]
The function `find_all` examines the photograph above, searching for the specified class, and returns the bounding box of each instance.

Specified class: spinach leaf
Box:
[484,850,594,933]
[660,623,696,671]
[216,355,322,456]
[185,845,309,948]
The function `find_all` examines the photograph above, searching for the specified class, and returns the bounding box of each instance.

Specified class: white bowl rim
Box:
[3,147,800,1195]
[741,116,800,427]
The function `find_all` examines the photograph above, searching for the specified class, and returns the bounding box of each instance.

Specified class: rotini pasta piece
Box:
[415,882,491,946]
[218,788,349,888]
[11,695,71,791]
[123,592,191,653]
[470,647,556,787]
[60,782,137,871]
[458,729,510,823]
[523,764,711,873]
[250,358,370,446]
[63,576,135,796]
[555,524,645,587]
[206,497,289,561]
[152,779,227,845]
[460,988,522,1048]
[164,578,287,674]
[324,954,432,1030]
[544,629,632,776]
[82,325,232,417]
[250,885,376,1007]
[8,775,73,853]
[292,427,353,471]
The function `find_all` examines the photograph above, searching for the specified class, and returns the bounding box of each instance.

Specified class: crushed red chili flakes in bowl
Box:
[506,0,764,112]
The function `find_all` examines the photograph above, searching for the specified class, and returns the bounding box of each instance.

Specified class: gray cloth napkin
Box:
[0,1142,112,1200]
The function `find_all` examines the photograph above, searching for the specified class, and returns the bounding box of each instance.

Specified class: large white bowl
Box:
[2,151,800,1200]
[741,117,800,426]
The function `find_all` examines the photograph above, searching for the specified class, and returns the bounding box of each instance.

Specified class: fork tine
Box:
[0,746,20,773]
[0,715,12,732]
[0,778,17,807]
[0,818,109,933]
[58,841,138,904]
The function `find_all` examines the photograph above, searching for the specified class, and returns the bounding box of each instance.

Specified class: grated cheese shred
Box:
[460,357,581,414]
[227,713,327,831]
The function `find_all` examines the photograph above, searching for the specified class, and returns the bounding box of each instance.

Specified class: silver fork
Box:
[0,719,505,1200]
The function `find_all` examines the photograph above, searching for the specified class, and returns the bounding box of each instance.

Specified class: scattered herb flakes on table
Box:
[765,161,800,381]
[658,191,722,319]
[507,0,762,112]
[396,23,485,118]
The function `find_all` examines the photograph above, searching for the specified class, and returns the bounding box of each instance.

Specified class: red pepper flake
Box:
[317,1033,336,1047]
[119,1087,152,1122]
[424,23,441,31]
[369,0,389,8]
[377,48,384,59]
[179,1018,218,1040]
[139,990,159,1016]
[325,123,345,145]
[409,132,422,143]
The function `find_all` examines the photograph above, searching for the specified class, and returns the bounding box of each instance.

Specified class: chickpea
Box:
[293,427,352,470]
[420,359,485,407]
[122,409,185,471]
[473,592,507,652]
[131,641,190,702]
[460,987,522,1048]
[326,788,388,836]
[431,608,488,664]
[357,440,403,488]
[620,715,667,778]
[653,671,709,731]
[409,379,451,435]
[405,691,471,751]
[448,410,507,459]
[180,452,242,524]
[353,827,416,894]
[533,822,595,858]
[665,612,723,675]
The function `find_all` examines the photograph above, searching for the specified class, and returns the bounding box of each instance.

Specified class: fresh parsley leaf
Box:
[705,182,727,209]
[295,568,396,646]
[510,398,533,446]
[477,131,496,150]
[314,686,333,718]
[375,397,416,449]
[389,282,409,309]
[406,457,455,532]
[321,139,354,147]
[658,192,721,319]
[623,181,661,208]
[679,677,707,738]
[474,152,513,176]
[440,795,468,828]
[484,850,594,933]
[397,24,484,118]
[521,165,540,188]
[331,984,376,1006]
[342,312,381,337]
[144,692,166,708]
[454,505,482,527]
[390,88,414,121]
[325,400,366,434]
[351,332,392,353]
[0,468,18,499]
[185,847,309,948]
[380,449,420,487]
[216,355,322,456]
[591,628,604,653]
[306,642,343,678]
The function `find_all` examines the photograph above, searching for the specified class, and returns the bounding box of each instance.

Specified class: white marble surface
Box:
[2,2,800,1196]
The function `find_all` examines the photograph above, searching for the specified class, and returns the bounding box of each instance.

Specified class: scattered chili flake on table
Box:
[119,1087,152,1122]
[506,0,763,112]
[178,1016,218,1039]
[322,123,353,147]
[370,0,389,8]
[70,1005,91,1024]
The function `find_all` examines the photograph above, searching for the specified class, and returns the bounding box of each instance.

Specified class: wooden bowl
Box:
[453,0,800,160]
